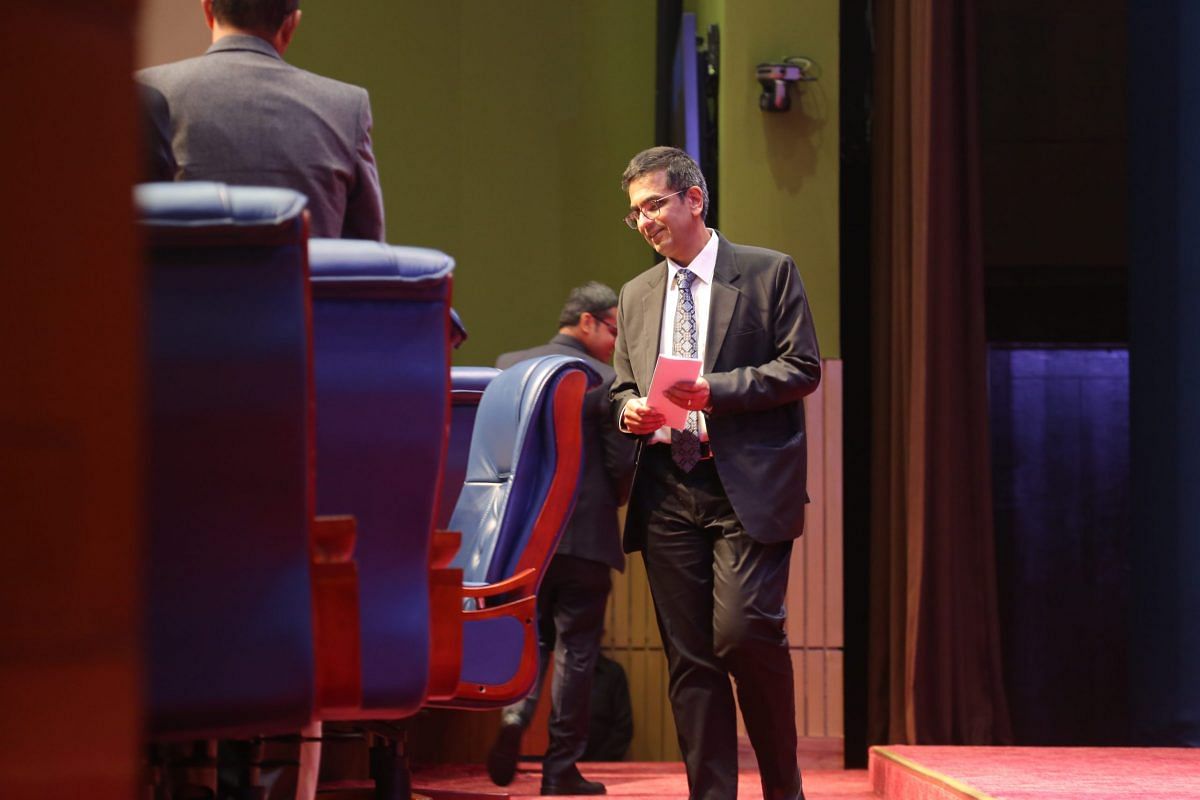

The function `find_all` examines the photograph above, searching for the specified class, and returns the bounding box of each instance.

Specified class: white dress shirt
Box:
[649,229,719,444]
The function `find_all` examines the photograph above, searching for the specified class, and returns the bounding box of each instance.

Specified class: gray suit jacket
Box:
[137,34,384,241]
[611,233,821,551]
[497,335,637,572]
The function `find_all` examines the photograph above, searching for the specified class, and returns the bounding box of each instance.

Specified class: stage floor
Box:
[411,761,874,799]
[869,745,1200,800]
[407,747,1200,799]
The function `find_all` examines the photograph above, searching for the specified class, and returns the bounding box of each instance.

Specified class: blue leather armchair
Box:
[307,238,455,719]
[139,182,317,738]
[435,355,599,708]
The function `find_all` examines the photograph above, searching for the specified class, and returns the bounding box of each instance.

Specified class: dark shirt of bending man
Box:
[136,0,385,241]
[611,147,821,800]
[487,282,637,797]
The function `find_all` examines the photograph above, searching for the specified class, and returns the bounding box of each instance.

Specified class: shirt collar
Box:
[667,229,718,286]
[550,333,589,356]
[206,34,283,61]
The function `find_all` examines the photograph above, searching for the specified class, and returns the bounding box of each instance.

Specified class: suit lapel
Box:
[638,264,668,388]
[705,234,740,373]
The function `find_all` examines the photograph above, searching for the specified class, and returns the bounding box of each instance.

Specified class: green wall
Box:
[289,2,656,365]
[688,0,840,357]
[290,0,838,363]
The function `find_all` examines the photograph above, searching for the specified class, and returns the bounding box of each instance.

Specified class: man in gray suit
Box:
[612,147,820,800]
[137,0,385,240]
[488,283,637,796]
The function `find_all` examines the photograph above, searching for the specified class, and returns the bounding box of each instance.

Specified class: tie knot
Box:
[675,269,695,291]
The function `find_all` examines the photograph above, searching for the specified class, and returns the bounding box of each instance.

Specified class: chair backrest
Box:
[435,366,502,530]
[307,237,454,717]
[139,181,315,738]
[449,356,599,591]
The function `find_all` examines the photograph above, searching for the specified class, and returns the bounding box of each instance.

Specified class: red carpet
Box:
[412,762,873,799]
[870,745,1200,800]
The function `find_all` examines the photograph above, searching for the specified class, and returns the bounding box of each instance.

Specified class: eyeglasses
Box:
[623,189,688,229]
[587,313,617,336]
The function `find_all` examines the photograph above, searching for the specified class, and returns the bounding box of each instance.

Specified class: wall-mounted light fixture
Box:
[756,57,816,112]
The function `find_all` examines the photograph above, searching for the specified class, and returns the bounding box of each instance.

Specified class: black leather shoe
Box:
[486,722,523,786]
[540,771,606,795]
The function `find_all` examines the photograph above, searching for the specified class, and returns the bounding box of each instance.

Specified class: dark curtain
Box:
[1128,0,1200,746]
[867,0,1012,744]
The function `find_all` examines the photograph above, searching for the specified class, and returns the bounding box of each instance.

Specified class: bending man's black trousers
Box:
[501,553,611,781]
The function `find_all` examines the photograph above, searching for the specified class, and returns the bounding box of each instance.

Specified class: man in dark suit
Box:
[611,147,821,800]
[488,283,637,796]
[136,0,385,240]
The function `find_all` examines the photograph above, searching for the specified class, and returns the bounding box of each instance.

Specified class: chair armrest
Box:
[427,530,464,702]
[430,530,461,569]
[461,568,538,602]
[457,595,539,704]
[312,515,356,563]
[426,595,539,708]
[310,515,362,715]
[427,564,464,702]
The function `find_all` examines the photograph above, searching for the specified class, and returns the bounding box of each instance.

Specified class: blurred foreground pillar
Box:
[0,2,144,796]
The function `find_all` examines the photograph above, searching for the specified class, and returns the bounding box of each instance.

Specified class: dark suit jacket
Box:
[138,83,176,182]
[137,34,384,241]
[497,334,637,571]
[611,233,821,551]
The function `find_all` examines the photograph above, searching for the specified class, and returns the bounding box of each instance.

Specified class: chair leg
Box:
[149,739,218,799]
[220,739,267,800]
[295,721,322,800]
[368,733,411,800]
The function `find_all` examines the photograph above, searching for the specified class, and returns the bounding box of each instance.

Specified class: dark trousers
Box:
[501,553,611,780]
[639,446,803,800]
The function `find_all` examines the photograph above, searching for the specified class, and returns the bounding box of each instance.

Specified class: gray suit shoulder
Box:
[137,54,369,115]
[136,56,204,89]
[290,66,371,114]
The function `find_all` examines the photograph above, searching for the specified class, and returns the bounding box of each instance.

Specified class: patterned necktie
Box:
[671,269,701,471]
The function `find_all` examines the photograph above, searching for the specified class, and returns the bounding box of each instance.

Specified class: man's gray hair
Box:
[558,282,618,328]
[620,146,710,220]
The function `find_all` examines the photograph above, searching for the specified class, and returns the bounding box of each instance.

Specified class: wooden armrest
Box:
[430,530,461,569]
[460,591,537,620]
[426,565,464,702]
[451,594,539,704]
[312,514,355,563]
[427,532,464,702]
[310,514,361,714]
[460,568,537,599]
